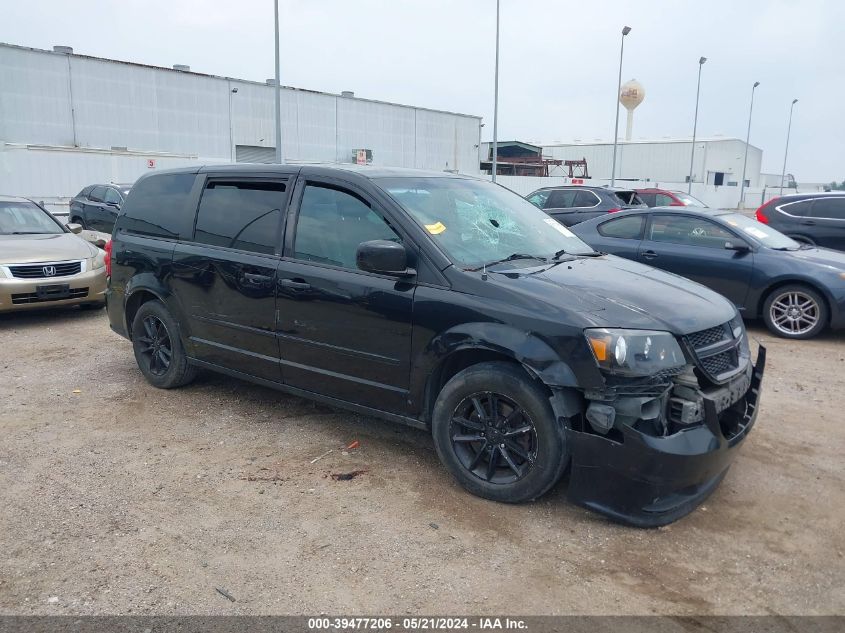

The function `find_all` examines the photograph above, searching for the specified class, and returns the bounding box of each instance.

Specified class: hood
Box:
[0,233,98,264]
[487,254,736,335]
[779,245,845,270]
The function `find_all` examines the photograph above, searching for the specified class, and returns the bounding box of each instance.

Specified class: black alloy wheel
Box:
[136,314,173,376]
[450,392,537,484]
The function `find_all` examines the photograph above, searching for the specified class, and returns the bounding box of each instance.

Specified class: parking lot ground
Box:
[0,309,843,615]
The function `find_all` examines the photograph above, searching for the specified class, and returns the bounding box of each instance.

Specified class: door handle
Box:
[278,278,311,291]
[801,220,816,226]
[641,250,659,260]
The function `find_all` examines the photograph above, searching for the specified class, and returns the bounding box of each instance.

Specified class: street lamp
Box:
[273,0,283,163]
[228,86,238,163]
[491,0,501,183]
[779,98,799,195]
[610,25,632,186]
[738,81,760,208]
[687,56,707,194]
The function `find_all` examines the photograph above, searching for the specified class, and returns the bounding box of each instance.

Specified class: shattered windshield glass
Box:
[377,177,595,269]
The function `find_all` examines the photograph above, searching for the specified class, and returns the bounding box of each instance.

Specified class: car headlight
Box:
[92,250,106,270]
[585,328,686,377]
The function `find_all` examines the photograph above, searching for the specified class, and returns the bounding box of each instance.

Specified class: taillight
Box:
[755,198,778,225]
[104,239,112,276]
[607,207,622,213]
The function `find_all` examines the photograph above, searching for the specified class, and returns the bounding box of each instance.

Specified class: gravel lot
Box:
[1,308,843,615]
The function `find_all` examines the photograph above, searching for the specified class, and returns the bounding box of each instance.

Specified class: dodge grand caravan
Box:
[106,165,765,526]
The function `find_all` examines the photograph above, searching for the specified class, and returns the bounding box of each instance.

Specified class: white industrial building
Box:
[542,137,763,187]
[0,42,482,211]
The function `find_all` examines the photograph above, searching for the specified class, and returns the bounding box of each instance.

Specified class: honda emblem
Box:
[43,265,56,277]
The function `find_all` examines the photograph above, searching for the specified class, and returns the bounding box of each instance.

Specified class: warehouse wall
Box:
[0,44,481,204]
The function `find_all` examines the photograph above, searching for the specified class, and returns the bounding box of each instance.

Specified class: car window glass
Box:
[546,189,578,208]
[574,190,599,207]
[615,191,636,205]
[648,215,736,248]
[294,184,400,269]
[103,188,121,204]
[90,186,106,202]
[526,191,550,209]
[639,193,656,206]
[193,180,285,255]
[79,185,94,198]
[656,194,675,206]
[779,199,811,217]
[0,201,64,235]
[120,173,197,239]
[598,215,644,239]
[812,198,845,220]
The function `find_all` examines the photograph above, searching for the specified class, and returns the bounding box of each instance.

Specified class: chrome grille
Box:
[9,261,82,279]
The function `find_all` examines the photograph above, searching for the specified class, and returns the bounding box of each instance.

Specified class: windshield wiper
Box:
[553,248,602,259]
[10,231,48,235]
[468,253,547,271]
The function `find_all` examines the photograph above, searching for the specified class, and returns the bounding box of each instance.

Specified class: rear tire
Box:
[762,284,828,339]
[131,300,197,388]
[431,361,568,503]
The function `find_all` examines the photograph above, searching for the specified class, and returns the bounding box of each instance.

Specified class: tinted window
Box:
[294,184,399,269]
[77,185,94,198]
[639,193,656,207]
[574,190,600,207]
[193,180,285,255]
[90,186,107,202]
[812,198,845,220]
[120,173,197,239]
[546,189,578,208]
[598,215,644,239]
[526,190,550,209]
[103,188,122,204]
[648,215,737,248]
[778,199,812,217]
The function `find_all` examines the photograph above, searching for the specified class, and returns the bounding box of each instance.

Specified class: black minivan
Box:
[107,165,765,526]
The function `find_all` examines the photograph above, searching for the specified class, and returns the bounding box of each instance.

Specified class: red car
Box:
[635,188,708,208]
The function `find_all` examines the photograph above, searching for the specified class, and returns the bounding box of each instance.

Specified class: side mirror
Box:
[724,240,750,252]
[356,240,415,276]
[66,223,83,234]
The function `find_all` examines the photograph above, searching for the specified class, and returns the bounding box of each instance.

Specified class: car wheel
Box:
[431,361,568,503]
[131,300,197,388]
[762,284,828,339]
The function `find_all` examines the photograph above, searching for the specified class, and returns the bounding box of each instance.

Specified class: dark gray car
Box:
[69,183,133,233]
[526,185,647,227]
[755,193,845,251]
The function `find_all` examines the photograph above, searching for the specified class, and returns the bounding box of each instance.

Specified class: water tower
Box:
[619,79,645,141]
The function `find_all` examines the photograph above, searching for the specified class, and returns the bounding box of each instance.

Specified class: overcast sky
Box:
[2,0,842,182]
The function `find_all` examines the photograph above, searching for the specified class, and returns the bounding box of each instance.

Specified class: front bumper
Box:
[0,267,107,312]
[566,346,766,527]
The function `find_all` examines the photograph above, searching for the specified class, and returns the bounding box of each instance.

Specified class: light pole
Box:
[687,56,707,194]
[228,86,238,162]
[779,98,798,196]
[273,0,283,163]
[738,81,760,208]
[610,26,631,187]
[491,0,500,183]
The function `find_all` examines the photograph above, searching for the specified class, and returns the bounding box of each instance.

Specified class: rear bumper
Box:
[0,268,106,312]
[566,346,766,527]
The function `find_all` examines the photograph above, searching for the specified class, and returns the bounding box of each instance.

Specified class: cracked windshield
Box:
[378,177,594,269]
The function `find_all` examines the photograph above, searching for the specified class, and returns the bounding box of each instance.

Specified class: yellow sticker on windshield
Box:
[425,221,446,235]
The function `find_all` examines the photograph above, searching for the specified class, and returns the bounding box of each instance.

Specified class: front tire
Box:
[431,361,568,503]
[762,284,828,339]
[131,301,197,388]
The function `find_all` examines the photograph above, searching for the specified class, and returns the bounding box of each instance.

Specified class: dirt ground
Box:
[0,308,843,616]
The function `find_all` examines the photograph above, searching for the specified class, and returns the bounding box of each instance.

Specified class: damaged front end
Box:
[561,318,766,527]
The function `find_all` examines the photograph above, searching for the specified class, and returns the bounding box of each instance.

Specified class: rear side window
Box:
[598,215,644,239]
[574,190,600,207]
[194,180,286,255]
[638,193,656,206]
[77,185,94,199]
[811,198,845,220]
[656,194,676,206]
[546,189,578,208]
[526,190,550,209]
[778,199,812,217]
[90,186,106,202]
[119,173,197,239]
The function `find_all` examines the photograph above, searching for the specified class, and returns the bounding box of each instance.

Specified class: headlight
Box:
[585,328,686,377]
[92,250,106,270]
